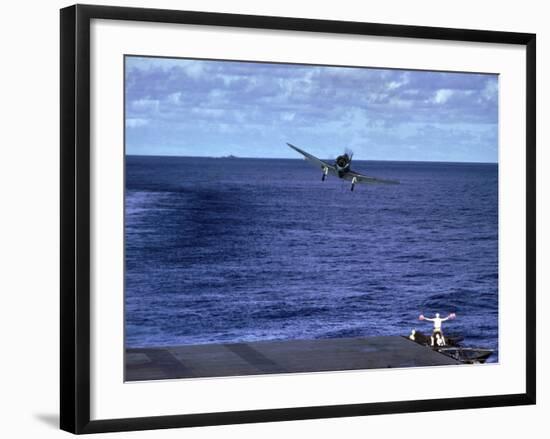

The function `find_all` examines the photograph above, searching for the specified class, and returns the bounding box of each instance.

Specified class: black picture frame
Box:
[60,4,536,434]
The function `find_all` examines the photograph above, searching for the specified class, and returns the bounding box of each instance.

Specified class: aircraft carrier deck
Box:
[126,335,460,381]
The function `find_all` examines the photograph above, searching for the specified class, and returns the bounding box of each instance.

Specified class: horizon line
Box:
[125,153,498,165]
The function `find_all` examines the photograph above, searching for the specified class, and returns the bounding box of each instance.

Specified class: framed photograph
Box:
[60,4,536,434]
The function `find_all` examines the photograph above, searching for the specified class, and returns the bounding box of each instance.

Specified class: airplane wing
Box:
[344,170,399,185]
[287,143,337,174]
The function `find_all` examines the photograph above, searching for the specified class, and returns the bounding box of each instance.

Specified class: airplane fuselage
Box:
[287,142,399,190]
[335,154,352,178]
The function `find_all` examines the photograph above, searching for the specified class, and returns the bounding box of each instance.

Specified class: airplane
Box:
[287,143,399,191]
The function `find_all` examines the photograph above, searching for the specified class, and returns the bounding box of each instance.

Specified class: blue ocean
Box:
[125,156,498,361]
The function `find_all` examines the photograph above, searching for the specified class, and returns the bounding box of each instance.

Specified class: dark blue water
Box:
[125,156,498,361]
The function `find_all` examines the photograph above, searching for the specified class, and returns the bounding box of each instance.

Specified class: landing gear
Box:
[350,176,357,191]
[321,166,328,181]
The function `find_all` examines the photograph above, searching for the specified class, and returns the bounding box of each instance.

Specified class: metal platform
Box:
[126,335,461,381]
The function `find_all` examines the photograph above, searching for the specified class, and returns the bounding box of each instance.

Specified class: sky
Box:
[125,56,498,163]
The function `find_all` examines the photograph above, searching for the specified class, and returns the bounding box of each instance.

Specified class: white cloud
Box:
[127,57,206,80]
[126,118,149,128]
[387,79,408,90]
[281,112,295,122]
[132,98,160,112]
[482,78,498,101]
[433,89,454,104]
[388,98,413,109]
[191,108,225,118]
[182,61,204,79]
[167,92,181,104]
